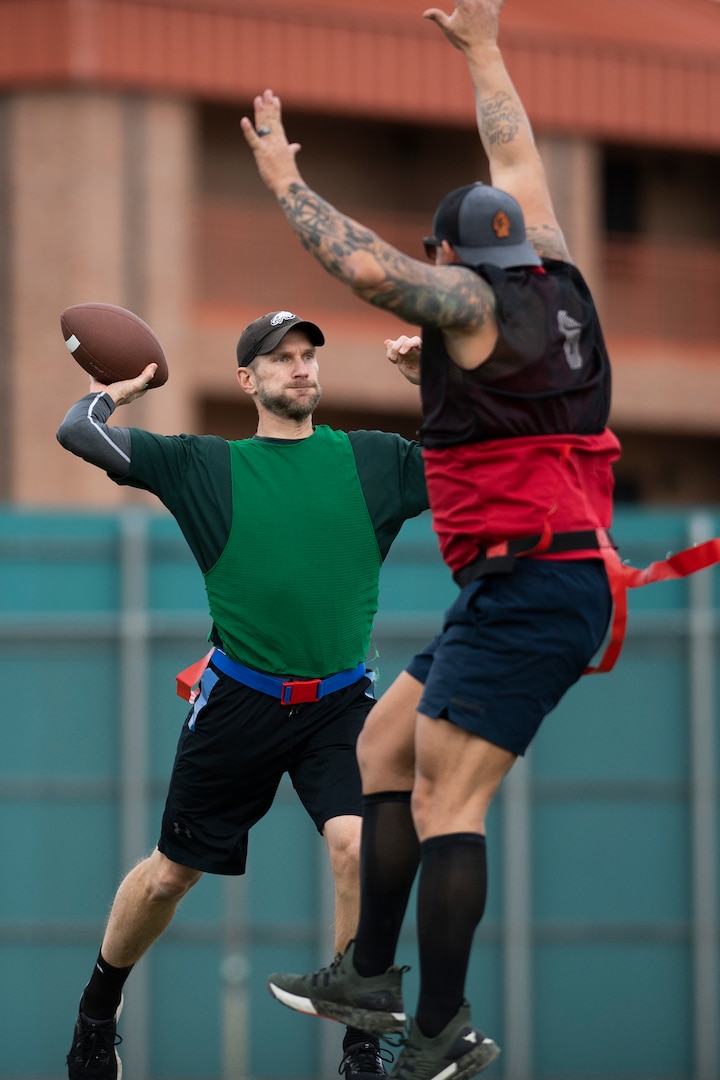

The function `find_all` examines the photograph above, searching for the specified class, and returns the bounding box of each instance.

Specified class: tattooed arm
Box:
[425,0,571,263]
[241,90,499,368]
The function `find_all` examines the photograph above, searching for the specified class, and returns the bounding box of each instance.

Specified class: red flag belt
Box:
[175,530,720,698]
[587,530,720,674]
[455,525,720,675]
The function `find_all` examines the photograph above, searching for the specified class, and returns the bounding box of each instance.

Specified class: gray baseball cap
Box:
[236,311,325,367]
[428,182,541,269]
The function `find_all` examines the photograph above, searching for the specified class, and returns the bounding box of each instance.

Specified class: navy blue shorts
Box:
[159,662,375,875]
[405,559,611,756]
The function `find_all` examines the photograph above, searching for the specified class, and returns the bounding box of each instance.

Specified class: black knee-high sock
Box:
[353,792,420,977]
[80,951,134,1021]
[414,833,487,1038]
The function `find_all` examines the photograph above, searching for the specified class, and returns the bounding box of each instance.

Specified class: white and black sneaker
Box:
[340,1039,393,1080]
[268,940,407,1035]
[390,1003,499,1080]
[66,996,123,1079]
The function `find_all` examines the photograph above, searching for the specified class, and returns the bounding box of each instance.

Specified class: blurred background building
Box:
[0,3,719,1080]
[0,0,719,509]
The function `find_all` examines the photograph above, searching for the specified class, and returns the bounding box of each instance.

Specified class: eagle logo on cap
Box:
[270,311,296,326]
[492,211,511,239]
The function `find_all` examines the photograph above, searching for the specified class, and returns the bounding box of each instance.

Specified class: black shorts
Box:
[158,661,375,875]
[405,559,612,756]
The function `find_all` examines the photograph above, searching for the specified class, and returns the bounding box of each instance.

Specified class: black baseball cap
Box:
[236,311,325,367]
[428,182,541,269]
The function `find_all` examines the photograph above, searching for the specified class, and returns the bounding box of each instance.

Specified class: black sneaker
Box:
[66,997,123,1079]
[340,1040,393,1080]
[390,1003,500,1080]
[268,940,407,1035]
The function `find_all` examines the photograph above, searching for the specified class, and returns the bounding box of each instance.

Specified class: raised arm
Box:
[425,0,570,262]
[240,91,495,335]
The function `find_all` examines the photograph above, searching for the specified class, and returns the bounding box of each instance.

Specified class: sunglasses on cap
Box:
[422,236,441,261]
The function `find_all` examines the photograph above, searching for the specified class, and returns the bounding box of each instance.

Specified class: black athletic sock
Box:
[353,792,419,977]
[414,833,487,1038]
[80,950,134,1021]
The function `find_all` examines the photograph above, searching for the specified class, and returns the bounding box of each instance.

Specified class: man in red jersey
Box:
[245,3,619,1079]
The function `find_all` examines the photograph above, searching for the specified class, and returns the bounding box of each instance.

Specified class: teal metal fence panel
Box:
[0,508,717,1080]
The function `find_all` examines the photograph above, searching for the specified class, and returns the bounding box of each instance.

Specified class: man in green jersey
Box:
[58,310,428,1080]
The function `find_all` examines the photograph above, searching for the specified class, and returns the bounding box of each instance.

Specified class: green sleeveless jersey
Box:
[117,424,428,677]
[206,428,381,675]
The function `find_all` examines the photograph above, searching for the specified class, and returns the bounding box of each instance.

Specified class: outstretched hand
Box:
[90,363,158,405]
[386,336,422,386]
[424,0,505,51]
[240,89,303,196]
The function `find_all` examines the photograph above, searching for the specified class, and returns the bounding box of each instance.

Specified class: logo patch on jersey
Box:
[492,211,511,239]
[270,311,297,326]
[558,309,583,370]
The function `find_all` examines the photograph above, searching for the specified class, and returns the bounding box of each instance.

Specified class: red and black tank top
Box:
[419,259,620,574]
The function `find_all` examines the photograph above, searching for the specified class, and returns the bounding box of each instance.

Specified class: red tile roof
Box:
[0,0,718,146]
[501,0,720,52]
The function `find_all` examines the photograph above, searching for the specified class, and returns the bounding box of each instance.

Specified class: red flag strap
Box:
[176,649,214,703]
[586,533,720,674]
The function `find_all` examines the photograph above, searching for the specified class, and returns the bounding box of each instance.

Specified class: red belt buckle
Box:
[281,678,322,705]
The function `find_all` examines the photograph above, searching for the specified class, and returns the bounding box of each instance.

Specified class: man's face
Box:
[248,329,322,419]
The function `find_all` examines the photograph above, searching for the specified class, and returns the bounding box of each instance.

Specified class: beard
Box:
[255,382,323,420]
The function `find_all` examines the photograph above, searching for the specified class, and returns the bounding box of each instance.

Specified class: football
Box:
[60,302,168,388]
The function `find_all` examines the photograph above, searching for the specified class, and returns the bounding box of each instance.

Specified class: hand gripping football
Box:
[60,302,169,388]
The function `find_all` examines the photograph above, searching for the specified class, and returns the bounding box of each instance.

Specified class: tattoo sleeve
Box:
[477,91,522,147]
[278,182,493,330]
[526,224,572,263]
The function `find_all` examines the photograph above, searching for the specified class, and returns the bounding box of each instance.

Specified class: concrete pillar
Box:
[7,89,195,506]
[536,135,603,304]
[0,96,13,501]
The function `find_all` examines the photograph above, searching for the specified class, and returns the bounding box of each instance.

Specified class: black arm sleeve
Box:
[56,392,132,477]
